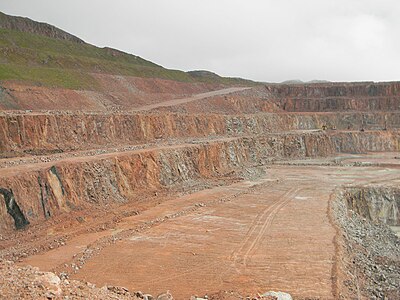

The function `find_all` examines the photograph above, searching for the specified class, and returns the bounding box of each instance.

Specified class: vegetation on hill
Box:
[0,12,258,89]
[187,70,255,86]
[0,11,83,43]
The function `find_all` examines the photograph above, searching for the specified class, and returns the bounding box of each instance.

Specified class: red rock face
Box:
[1,111,400,155]
[1,126,399,231]
[0,132,335,231]
[265,82,400,112]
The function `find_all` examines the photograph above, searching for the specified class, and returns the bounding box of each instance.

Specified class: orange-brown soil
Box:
[0,75,223,111]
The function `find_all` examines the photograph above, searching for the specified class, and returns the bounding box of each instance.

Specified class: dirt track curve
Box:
[132,87,250,111]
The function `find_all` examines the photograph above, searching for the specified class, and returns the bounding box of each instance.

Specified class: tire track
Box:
[230,197,281,263]
[243,187,300,266]
[230,186,300,269]
[51,180,267,277]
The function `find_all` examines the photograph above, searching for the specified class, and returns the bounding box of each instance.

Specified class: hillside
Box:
[0,11,84,43]
[0,12,256,91]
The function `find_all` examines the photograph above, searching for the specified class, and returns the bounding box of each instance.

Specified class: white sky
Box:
[0,0,399,82]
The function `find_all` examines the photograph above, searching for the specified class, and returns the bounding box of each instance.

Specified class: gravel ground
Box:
[332,190,400,299]
[0,259,153,299]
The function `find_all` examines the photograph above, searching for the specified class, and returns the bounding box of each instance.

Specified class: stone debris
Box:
[36,272,62,297]
[332,189,400,299]
[262,291,292,300]
[156,291,174,300]
[0,259,152,299]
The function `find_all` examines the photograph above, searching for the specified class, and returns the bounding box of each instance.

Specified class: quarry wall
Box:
[331,131,400,153]
[266,82,400,112]
[343,187,400,226]
[1,112,400,155]
[0,133,333,231]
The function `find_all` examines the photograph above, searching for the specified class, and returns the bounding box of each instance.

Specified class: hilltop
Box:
[0,11,256,91]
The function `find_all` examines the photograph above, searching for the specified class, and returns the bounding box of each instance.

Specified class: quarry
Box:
[0,10,399,300]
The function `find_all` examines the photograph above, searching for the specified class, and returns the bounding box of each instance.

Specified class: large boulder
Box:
[262,291,292,300]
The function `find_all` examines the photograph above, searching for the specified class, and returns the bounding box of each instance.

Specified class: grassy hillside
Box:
[0,27,257,89]
[187,70,256,86]
[0,28,196,89]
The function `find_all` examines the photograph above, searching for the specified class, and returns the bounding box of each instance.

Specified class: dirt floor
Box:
[11,153,399,299]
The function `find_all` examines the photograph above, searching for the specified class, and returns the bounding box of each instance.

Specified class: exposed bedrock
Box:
[266,82,400,112]
[333,187,400,299]
[343,187,400,225]
[0,132,333,231]
[0,188,30,229]
[273,96,400,112]
[330,131,400,153]
[1,112,400,154]
[267,82,400,98]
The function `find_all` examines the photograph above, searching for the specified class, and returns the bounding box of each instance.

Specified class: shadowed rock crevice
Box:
[0,188,30,229]
[38,176,51,219]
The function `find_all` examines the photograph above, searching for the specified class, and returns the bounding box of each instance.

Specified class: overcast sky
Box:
[0,0,399,82]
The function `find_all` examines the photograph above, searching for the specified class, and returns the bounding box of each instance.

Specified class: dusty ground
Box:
[1,153,396,299]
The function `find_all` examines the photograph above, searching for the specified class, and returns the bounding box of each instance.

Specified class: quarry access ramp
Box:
[132,87,251,111]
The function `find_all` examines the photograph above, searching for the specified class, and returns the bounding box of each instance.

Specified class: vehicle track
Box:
[230,186,300,269]
[132,87,250,111]
[49,180,268,277]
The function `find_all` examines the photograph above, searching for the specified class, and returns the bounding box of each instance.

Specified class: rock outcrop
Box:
[332,188,400,299]
[0,132,334,231]
[1,111,400,155]
[343,187,400,225]
[266,82,400,112]
[0,11,84,43]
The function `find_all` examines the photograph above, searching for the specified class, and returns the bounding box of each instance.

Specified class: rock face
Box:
[331,131,400,153]
[0,132,334,231]
[266,82,400,112]
[1,111,400,155]
[344,187,400,225]
[0,187,30,229]
[0,11,84,43]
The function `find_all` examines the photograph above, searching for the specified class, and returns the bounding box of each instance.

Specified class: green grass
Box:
[0,64,99,89]
[0,28,258,89]
[0,29,158,67]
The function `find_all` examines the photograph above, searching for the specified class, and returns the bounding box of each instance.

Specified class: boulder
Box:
[262,291,292,300]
